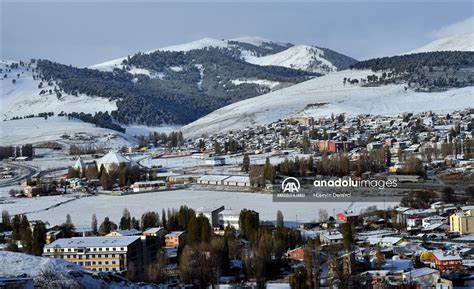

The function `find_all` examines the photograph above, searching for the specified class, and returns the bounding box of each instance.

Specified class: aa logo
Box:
[282,177,300,193]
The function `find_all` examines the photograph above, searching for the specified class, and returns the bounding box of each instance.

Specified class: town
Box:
[1,108,473,288]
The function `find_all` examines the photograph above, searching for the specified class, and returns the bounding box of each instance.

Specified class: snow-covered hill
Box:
[246,45,337,74]
[408,32,474,54]
[0,251,156,288]
[0,60,117,121]
[89,37,355,74]
[181,69,474,138]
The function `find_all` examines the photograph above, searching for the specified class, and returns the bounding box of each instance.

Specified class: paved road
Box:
[0,161,38,188]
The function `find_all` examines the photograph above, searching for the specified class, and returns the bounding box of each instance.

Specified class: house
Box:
[165,231,186,248]
[450,206,474,235]
[43,236,143,274]
[432,251,462,272]
[403,268,443,288]
[106,229,142,237]
[223,176,251,187]
[320,231,343,245]
[367,236,404,248]
[336,211,359,224]
[197,175,229,185]
[205,157,226,166]
[130,180,167,193]
[219,209,241,230]
[387,174,423,183]
[367,142,383,151]
[142,227,167,238]
[195,206,225,228]
[287,247,305,262]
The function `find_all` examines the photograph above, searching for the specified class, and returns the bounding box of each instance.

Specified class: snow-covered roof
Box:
[405,267,439,278]
[96,151,131,166]
[106,229,141,236]
[321,231,343,240]
[432,250,462,261]
[45,236,140,248]
[143,227,165,234]
[198,175,230,182]
[73,157,85,169]
[166,231,185,237]
[224,176,251,183]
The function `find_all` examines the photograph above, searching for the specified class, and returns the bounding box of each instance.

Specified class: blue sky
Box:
[2,1,473,66]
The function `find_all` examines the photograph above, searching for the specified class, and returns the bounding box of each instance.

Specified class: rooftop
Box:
[45,236,140,248]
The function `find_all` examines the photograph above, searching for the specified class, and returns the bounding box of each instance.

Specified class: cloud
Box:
[432,17,474,38]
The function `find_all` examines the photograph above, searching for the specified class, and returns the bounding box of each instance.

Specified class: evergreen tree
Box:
[91,214,98,235]
[241,155,250,172]
[99,217,117,236]
[120,208,132,230]
[32,222,46,256]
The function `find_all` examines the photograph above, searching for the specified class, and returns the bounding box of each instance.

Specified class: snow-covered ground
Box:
[230,36,288,47]
[140,151,311,171]
[0,189,397,229]
[408,32,474,54]
[0,251,155,288]
[407,17,474,54]
[89,37,344,74]
[181,69,474,138]
[0,61,117,120]
[246,45,336,74]
[230,79,282,89]
[0,116,132,147]
[124,123,181,137]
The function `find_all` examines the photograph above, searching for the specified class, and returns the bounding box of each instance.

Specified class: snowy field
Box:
[1,189,398,230]
[1,116,132,147]
[141,151,311,170]
[181,69,474,138]
[246,45,336,74]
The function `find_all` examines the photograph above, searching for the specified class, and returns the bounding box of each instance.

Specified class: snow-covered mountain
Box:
[246,45,337,74]
[90,37,356,74]
[0,60,116,121]
[408,32,474,54]
[180,69,474,138]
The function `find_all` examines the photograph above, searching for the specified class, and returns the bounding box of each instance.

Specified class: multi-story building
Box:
[450,206,474,235]
[195,206,225,228]
[43,236,143,274]
[218,209,241,230]
[164,231,186,248]
[432,251,462,272]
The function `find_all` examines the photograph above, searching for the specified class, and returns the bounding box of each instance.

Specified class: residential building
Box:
[43,236,143,274]
[219,209,241,230]
[432,251,462,272]
[287,247,305,262]
[320,231,343,245]
[165,231,186,248]
[450,206,474,235]
[195,206,225,228]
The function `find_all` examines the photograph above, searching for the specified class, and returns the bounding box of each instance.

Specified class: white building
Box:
[96,151,132,172]
[43,236,143,273]
[131,180,166,193]
[219,209,240,230]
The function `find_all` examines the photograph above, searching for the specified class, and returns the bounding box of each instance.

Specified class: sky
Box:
[2,1,473,67]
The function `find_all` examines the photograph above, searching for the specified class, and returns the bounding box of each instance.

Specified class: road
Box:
[0,161,38,188]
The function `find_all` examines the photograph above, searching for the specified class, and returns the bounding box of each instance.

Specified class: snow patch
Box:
[230,79,281,89]
[246,45,336,74]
